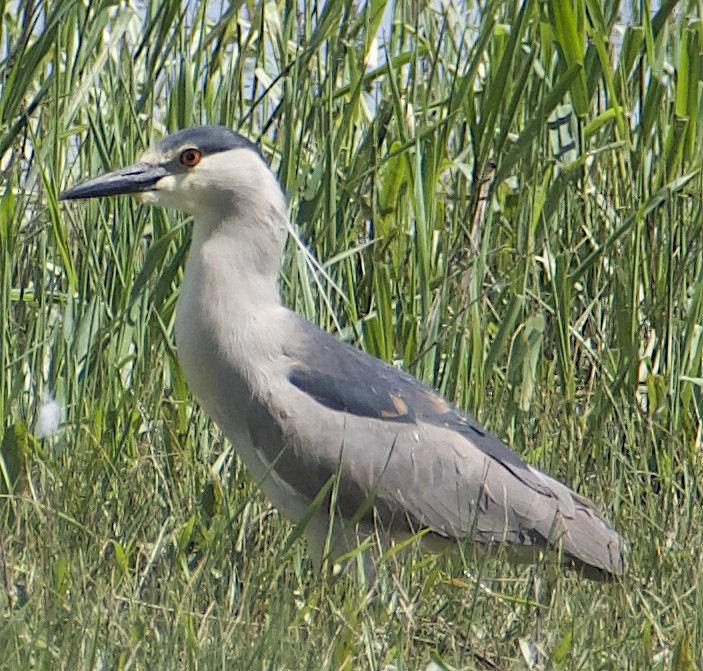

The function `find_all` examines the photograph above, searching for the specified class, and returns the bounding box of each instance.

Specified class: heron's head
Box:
[60,126,282,219]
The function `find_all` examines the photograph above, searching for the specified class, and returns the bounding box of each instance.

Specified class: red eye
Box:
[180,148,201,167]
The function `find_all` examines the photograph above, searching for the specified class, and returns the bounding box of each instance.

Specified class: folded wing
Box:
[246,315,624,578]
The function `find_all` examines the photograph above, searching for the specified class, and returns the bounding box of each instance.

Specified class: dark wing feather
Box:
[284,316,549,494]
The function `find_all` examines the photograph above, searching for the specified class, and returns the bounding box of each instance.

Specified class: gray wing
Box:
[247,315,624,577]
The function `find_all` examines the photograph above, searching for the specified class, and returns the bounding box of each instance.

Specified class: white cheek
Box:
[139,191,159,205]
[138,175,180,205]
[156,175,179,191]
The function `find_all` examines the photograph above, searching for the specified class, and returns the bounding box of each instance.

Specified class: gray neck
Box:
[190,208,284,305]
[175,206,291,411]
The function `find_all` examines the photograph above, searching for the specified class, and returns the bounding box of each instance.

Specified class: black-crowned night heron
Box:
[61,126,625,580]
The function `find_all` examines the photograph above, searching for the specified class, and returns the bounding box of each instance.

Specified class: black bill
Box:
[59,162,167,200]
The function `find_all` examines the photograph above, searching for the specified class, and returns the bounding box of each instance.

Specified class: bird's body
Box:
[61,126,625,580]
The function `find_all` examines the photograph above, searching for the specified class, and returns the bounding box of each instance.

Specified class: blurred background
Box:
[1,0,702,668]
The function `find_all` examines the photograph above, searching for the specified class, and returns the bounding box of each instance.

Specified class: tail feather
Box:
[555,493,626,580]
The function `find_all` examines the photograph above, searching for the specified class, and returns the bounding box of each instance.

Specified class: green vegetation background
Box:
[2,0,702,668]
